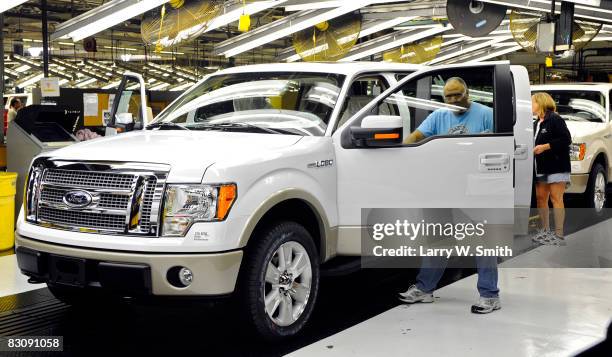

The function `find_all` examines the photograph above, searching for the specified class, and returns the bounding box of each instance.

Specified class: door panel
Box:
[333,64,515,229]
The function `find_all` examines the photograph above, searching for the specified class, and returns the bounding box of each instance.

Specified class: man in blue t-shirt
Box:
[403,77,493,144]
[398,77,500,313]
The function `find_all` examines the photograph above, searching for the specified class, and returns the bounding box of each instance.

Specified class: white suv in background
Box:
[532,83,612,212]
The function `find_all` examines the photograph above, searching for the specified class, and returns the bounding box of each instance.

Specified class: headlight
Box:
[162,184,236,237]
[569,143,586,161]
[25,163,45,222]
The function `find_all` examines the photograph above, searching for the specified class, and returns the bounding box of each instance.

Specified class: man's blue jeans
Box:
[415,256,499,298]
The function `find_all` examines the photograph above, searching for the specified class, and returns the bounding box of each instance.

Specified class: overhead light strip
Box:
[215,0,410,58]
[340,25,451,62]
[0,0,29,13]
[277,16,418,62]
[52,0,169,41]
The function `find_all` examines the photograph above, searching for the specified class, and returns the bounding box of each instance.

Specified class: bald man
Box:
[403,77,493,144]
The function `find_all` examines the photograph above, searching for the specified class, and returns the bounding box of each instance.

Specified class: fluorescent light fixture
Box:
[121,54,133,62]
[76,78,97,88]
[280,16,417,62]
[170,82,194,91]
[216,0,378,58]
[464,45,523,63]
[0,0,29,13]
[428,36,513,65]
[150,83,170,91]
[285,1,344,12]
[28,47,44,57]
[159,50,185,55]
[15,65,31,73]
[102,81,122,89]
[204,0,289,33]
[285,0,406,12]
[17,73,44,88]
[54,0,169,42]
[58,42,75,46]
[340,26,451,62]
[104,46,138,52]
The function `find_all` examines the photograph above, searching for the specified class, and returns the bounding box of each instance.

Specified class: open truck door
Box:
[105,72,152,136]
[332,63,520,254]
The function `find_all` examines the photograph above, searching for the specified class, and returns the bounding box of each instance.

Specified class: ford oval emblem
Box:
[63,190,93,208]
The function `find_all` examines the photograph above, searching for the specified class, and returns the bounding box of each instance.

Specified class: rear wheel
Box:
[238,221,320,340]
[585,163,607,214]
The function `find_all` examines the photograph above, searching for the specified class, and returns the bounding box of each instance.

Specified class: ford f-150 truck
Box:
[532,83,612,213]
[15,62,533,339]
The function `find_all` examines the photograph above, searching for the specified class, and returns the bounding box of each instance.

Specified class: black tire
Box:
[585,163,607,214]
[238,221,320,341]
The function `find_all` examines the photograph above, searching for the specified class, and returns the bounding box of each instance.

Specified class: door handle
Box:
[479,153,510,173]
[480,157,509,165]
[514,144,528,160]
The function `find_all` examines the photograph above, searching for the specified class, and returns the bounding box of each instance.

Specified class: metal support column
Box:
[0,14,5,109]
[41,0,49,77]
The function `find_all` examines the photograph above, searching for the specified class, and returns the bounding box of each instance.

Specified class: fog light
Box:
[167,266,194,288]
[179,267,193,287]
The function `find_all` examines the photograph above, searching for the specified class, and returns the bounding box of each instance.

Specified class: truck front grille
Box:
[27,161,169,236]
[44,170,135,190]
[38,206,126,231]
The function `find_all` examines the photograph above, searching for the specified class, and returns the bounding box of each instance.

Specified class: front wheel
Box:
[238,221,320,340]
[585,163,607,214]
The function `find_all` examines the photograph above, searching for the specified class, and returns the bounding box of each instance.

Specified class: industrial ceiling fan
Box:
[141,0,224,52]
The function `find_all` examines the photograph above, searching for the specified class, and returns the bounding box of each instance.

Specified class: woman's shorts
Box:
[535,172,571,186]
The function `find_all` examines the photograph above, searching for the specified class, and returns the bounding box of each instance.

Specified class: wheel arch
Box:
[237,189,335,263]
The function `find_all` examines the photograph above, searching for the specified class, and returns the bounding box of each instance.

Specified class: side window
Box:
[335,76,397,130]
[371,67,497,143]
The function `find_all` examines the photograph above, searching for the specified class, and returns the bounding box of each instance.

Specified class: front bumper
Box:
[567,173,589,194]
[15,234,243,296]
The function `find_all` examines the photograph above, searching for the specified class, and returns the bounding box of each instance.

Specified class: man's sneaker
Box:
[471,297,501,314]
[531,229,552,244]
[398,284,434,303]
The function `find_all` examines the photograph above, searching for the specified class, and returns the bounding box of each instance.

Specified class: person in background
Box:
[7,98,22,123]
[531,92,572,246]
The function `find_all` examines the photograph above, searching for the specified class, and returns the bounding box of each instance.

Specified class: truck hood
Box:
[564,120,605,141]
[46,131,303,182]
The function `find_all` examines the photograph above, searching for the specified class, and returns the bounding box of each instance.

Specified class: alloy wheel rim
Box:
[263,241,312,327]
[594,172,606,212]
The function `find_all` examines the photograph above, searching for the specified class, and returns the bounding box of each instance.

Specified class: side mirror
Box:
[350,115,403,148]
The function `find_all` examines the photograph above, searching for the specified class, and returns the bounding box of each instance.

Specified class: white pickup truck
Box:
[15,62,533,339]
[532,83,612,212]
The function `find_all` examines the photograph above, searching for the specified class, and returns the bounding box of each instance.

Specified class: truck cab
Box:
[15,62,533,340]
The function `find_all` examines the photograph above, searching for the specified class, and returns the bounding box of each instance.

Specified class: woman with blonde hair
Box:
[531,92,572,245]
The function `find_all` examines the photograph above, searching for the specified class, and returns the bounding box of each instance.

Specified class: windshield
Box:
[539,90,606,123]
[152,72,345,136]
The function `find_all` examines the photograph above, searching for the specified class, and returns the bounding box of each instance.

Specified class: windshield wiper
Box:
[186,122,297,135]
[147,122,190,130]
